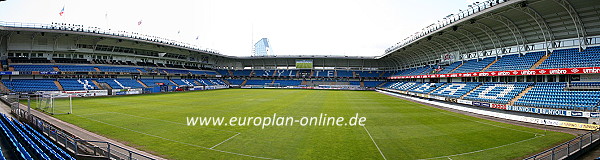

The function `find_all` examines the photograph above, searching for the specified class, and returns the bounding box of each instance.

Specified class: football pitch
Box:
[47,89,573,159]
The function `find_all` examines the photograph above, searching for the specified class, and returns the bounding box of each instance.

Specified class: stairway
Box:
[427,83,446,94]
[310,70,314,77]
[227,70,234,76]
[94,67,101,72]
[104,83,113,90]
[530,52,553,69]
[379,71,387,77]
[301,80,308,85]
[136,68,146,74]
[272,70,278,77]
[0,81,12,93]
[168,79,177,86]
[193,80,202,86]
[509,85,534,105]
[137,80,149,88]
[91,80,103,89]
[449,62,464,73]
[360,81,365,88]
[481,58,499,71]
[53,67,60,72]
[240,80,248,86]
[54,81,64,91]
[460,84,482,99]
[221,79,231,86]
[8,66,14,71]
[377,82,388,88]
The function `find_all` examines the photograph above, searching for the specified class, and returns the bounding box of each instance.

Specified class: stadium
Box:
[1,0,600,159]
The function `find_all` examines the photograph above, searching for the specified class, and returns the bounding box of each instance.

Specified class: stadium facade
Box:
[2,0,600,159]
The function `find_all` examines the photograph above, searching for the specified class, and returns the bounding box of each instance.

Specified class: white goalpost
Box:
[37,93,73,115]
[265,83,281,88]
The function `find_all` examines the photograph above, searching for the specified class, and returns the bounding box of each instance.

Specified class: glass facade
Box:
[253,38,273,56]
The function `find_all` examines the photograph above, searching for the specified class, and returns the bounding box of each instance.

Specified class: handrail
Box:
[524,130,600,160]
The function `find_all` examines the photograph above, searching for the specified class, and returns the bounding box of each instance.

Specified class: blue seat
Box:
[139,79,177,87]
[22,124,75,160]
[58,79,98,91]
[515,82,600,111]
[0,114,41,160]
[2,79,60,92]
[225,79,245,85]
[429,82,481,98]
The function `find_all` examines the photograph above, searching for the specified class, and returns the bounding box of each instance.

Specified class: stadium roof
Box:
[378,0,600,69]
[1,0,599,70]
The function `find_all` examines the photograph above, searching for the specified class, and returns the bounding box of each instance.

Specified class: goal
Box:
[37,94,73,115]
[265,83,281,88]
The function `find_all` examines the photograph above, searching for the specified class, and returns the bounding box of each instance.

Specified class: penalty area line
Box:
[75,115,277,160]
[211,133,241,149]
[363,125,387,160]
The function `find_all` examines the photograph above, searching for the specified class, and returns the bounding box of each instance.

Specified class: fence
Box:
[2,95,156,160]
[524,130,600,160]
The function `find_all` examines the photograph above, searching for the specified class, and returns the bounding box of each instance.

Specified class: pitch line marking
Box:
[418,134,544,160]
[77,112,113,116]
[76,115,277,160]
[210,133,241,149]
[377,90,538,134]
[80,111,240,134]
[378,90,550,159]
[363,125,387,160]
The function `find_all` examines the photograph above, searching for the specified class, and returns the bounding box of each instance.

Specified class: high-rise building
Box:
[253,38,274,56]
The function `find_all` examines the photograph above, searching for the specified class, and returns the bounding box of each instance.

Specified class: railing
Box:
[2,95,156,160]
[524,130,600,160]
[75,140,155,160]
[0,21,221,55]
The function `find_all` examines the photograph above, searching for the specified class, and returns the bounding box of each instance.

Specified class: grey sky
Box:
[0,0,474,56]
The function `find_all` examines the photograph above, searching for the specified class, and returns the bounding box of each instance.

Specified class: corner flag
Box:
[59,6,65,16]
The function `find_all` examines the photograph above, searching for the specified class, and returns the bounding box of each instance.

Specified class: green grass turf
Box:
[295,63,313,69]
[39,89,574,159]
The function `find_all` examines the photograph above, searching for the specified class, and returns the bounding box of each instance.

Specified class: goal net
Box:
[37,94,73,115]
[265,83,281,88]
